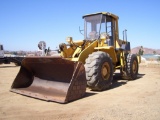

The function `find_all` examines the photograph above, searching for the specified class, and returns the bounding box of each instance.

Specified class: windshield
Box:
[84,14,102,40]
[84,14,113,41]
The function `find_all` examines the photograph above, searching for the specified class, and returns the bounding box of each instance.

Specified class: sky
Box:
[0,0,160,51]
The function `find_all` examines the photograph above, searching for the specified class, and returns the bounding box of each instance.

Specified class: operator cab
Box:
[83,12,119,46]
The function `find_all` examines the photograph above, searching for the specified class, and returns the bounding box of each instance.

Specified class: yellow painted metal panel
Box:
[137,55,141,64]
[72,47,82,58]
[76,41,98,64]
[94,46,117,63]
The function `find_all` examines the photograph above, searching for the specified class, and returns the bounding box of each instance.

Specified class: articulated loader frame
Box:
[10,12,140,103]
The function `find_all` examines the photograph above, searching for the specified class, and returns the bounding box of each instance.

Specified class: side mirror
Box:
[79,26,84,35]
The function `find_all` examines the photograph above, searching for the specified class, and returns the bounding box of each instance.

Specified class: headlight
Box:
[66,37,73,44]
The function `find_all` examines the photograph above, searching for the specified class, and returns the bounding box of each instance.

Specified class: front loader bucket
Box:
[10,56,86,103]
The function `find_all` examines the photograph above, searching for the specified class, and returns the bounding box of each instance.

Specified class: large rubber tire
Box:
[121,54,139,80]
[84,51,113,91]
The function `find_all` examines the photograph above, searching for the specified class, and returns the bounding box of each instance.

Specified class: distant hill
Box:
[131,46,160,55]
[4,46,160,56]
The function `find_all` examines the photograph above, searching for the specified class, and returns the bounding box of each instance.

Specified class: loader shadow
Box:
[111,73,127,89]
[110,73,146,90]
[0,65,18,68]
[69,92,97,103]
[137,73,145,79]
[84,92,97,98]
[71,73,146,103]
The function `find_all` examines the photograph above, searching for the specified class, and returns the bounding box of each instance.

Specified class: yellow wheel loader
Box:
[10,12,140,103]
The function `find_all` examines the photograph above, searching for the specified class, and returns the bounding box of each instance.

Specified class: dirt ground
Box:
[0,63,160,120]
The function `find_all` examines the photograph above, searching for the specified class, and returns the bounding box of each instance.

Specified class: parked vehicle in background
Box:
[0,44,24,66]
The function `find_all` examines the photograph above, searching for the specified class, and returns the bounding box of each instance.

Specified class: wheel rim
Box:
[132,60,137,74]
[101,62,110,80]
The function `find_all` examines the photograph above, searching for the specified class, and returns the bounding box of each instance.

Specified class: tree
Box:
[153,51,156,54]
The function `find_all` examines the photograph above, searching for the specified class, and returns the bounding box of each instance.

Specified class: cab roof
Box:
[82,12,119,19]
